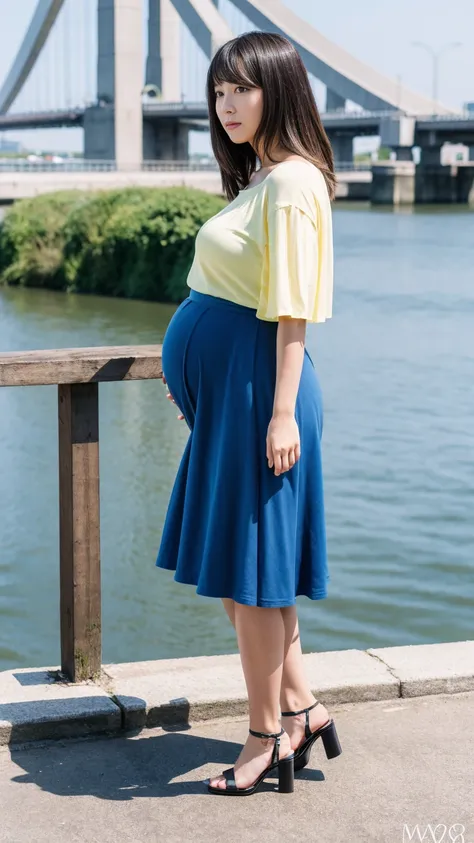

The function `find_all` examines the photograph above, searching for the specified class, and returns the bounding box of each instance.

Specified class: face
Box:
[214,80,264,147]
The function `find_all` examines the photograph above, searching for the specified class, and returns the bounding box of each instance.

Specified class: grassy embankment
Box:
[0,187,227,303]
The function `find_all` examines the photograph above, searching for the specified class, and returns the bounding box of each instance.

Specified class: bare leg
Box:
[221,599,330,753]
[279,605,330,751]
[221,597,235,627]
[209,602,292,790]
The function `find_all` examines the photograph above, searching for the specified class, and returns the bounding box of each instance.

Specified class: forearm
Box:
[272,316,306,418]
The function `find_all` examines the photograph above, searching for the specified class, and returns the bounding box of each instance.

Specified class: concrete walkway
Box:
[2,641,474,745]
[1,691,473,843]
[0,169,369,202]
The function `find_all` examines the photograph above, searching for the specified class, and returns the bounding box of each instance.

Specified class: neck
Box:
[255,144,288,169]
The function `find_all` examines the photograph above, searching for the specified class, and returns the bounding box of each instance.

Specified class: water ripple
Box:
[1,207,473,668]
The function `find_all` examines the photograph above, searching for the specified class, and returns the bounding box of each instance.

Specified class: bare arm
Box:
[267,316,306,476]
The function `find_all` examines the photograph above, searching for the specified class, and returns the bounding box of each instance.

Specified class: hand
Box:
[162,373,184,421]
[266,413,301,476]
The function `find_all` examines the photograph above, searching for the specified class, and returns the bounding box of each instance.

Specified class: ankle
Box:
[280,693,319,714]
[249,721,282,737]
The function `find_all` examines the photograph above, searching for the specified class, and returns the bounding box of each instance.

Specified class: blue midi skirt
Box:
[155,289,329,607]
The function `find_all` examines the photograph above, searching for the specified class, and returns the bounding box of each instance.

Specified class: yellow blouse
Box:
[186,158,333,323]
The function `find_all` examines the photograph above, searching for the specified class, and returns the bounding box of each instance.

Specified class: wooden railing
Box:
[0,346,163,682]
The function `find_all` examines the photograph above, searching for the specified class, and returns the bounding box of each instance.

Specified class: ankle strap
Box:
[249,726,284,740]
[249,726,284,767]
[280,700,319,717]
[280,701,319,740]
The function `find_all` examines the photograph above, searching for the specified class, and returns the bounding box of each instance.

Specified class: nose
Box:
[219,94,235,112]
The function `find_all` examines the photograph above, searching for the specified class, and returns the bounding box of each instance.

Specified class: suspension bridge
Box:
[0,0,473,204]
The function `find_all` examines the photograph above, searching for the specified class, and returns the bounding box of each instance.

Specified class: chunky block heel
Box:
[278,754,295,793]
[320,720,342,759]
[207,726,295,796]
[281,700,343,772]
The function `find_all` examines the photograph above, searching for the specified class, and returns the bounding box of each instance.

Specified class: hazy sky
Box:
[0,0,472,153]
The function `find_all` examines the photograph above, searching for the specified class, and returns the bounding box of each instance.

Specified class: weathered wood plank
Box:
[0,345,163,387]
[59,383,101,682]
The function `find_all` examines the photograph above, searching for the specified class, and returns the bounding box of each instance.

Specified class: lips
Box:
[226,122,241,129]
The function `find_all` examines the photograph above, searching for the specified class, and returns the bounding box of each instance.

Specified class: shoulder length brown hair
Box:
[206,32,336,203]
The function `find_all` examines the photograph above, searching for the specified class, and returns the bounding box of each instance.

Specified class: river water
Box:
[0,203,473,672]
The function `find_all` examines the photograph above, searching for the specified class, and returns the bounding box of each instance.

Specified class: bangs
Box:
[210,40,259,89]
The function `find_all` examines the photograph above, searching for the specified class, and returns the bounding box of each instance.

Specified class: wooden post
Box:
[0,344,163,683]
[58,383,101,682]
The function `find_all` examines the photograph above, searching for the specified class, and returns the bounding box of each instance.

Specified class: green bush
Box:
[0,191,82,289]
[0,186,227,303]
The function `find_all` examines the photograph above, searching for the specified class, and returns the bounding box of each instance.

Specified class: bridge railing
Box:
[0,159,118,172]
[335,161,372,171]
[0,159,221,173]
[1,104,470,126]
[141,103,470,120]
[0,159,372,173]
[0,345,163,683]
[415,112,474,123]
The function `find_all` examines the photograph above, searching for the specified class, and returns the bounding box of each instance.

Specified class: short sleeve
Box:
[256,195,333,324]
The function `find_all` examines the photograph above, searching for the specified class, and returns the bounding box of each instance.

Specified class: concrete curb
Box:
[0,668,121,746]
[1,640,473,746]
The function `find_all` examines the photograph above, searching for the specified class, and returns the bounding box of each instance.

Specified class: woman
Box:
[156,31,342,796]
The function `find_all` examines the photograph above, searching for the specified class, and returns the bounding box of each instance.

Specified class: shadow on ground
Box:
[8,725,325,800]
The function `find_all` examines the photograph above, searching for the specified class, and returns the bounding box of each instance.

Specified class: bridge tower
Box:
[84,0,196,164]
[84,0,143,167]
[141,0,190,161]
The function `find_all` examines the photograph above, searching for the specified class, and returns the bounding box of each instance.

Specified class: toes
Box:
[209,776,226,790]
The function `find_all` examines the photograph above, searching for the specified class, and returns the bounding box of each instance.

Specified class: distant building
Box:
[464,102,474,114]
[441,143,469,164]
[0,137,21,152]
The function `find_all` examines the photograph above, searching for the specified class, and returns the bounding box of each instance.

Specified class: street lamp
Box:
[411,41,462,114]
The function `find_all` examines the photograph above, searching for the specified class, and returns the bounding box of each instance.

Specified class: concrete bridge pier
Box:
[413,123,474,203]
[371,118,414,204]
[371,156,474,205]
[371,115,416,205]
[328,134,354,165]
[419,145,442,166]
[380,114,415,160]
[392,146,413,161]
[84,0,143,166]
[85,113,190,162]
[415,144,453,203]
[455,165,474,203]
[143,119,190,160]
[415,159,474,204]
[371,161,415,205]
[83,106,115,160]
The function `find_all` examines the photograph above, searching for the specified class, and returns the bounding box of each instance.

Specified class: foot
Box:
[281,702,330,753]
[208,729,293,791]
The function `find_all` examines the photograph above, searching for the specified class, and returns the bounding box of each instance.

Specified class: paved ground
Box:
[1,691,473,843]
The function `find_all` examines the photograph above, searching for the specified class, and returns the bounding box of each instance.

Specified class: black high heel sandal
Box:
[281,700,342,772]
[207,726,295,796]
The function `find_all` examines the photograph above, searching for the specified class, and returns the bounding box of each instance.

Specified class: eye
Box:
[214,85,249,97]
